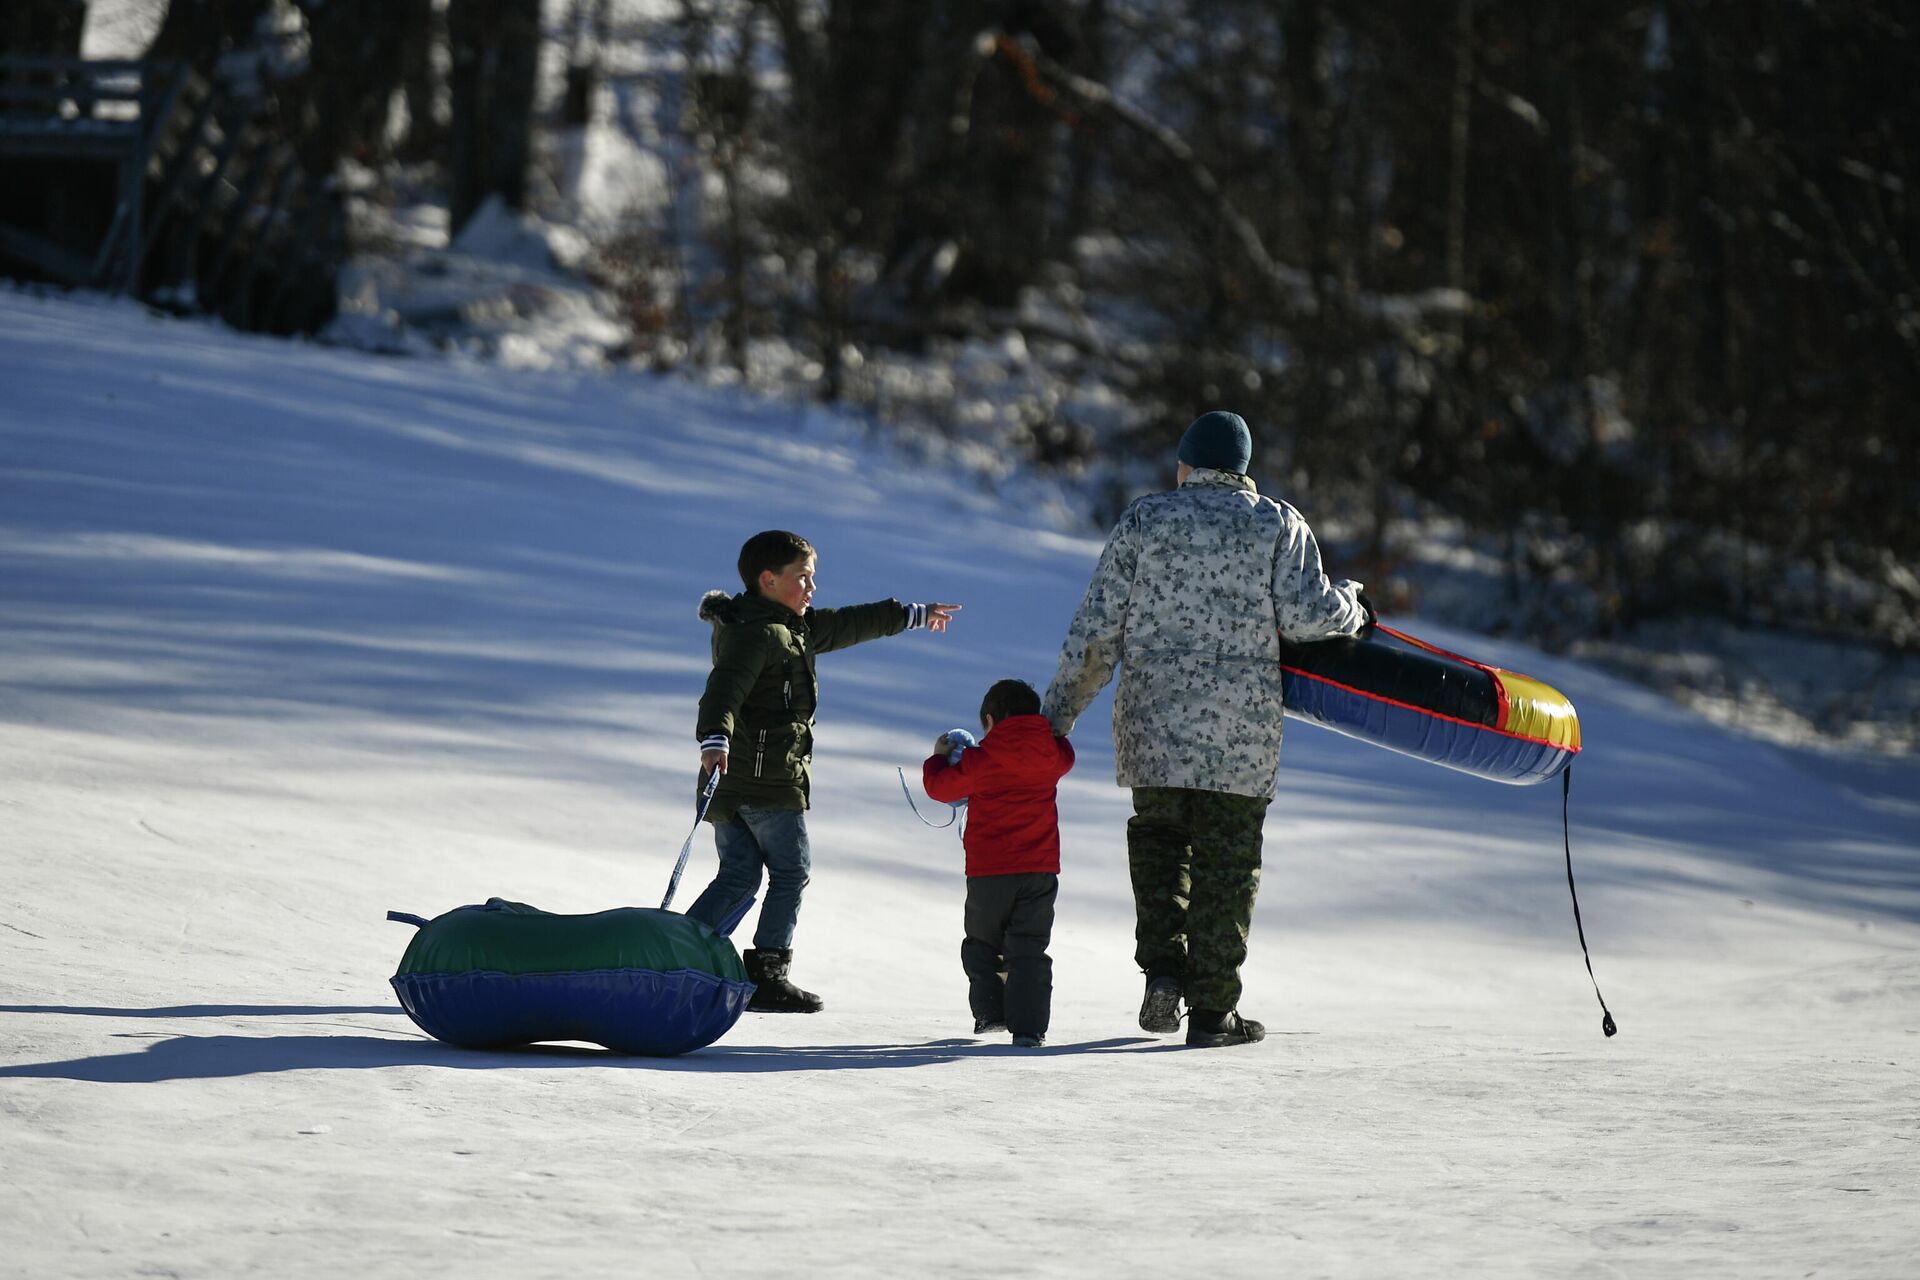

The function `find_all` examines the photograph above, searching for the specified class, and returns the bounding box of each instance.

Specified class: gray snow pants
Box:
[962,872,1057,1038]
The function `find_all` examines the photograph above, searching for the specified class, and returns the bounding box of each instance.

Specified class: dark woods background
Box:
[6,0,1916,652]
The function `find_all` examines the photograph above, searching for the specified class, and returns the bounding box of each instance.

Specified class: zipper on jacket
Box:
[755,729,767,777]
[783,679,791,708]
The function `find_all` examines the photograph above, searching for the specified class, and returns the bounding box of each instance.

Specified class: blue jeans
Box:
[685,805,811,950]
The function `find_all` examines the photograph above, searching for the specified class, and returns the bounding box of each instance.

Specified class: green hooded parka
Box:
[695,589,909,823]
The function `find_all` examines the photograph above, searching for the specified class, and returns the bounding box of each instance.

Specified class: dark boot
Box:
[1139,975,1182,1034]
[1186,1008,1265,1048]
[744,948,823,1013]
[962,937,1007,1033]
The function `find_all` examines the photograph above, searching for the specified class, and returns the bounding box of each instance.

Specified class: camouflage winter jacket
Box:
[695,589,912,823]
[1041,468,1368,798]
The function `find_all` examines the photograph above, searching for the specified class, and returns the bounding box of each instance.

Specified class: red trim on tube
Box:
[1282,665,1581,754]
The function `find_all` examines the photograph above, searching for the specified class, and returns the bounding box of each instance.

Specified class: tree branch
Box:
[981,31,1472,341]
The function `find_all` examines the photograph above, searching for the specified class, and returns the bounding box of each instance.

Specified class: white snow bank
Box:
[2,287,1916,1279]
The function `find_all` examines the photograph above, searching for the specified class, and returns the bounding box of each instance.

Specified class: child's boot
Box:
[744,948,824,1013]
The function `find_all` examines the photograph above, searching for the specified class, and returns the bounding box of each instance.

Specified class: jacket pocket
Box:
[749,726,807,779]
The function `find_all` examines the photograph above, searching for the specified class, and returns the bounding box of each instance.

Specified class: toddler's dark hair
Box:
[738,530,815,591]
[980,678,1040,726]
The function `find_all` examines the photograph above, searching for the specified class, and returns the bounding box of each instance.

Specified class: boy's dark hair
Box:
[980,678,1041,726]
[737,530,815,592]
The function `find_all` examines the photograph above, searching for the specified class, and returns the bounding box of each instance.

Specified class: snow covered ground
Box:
[2,286,1918,1278]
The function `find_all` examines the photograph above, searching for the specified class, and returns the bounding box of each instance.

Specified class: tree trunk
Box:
[448,0,541,237]
[560,0,613,127]
[143,0,272,68]
[2,0,85,59]
[1059,0,1106,259]
[394,0,444,161]
[1442,0,1473,337]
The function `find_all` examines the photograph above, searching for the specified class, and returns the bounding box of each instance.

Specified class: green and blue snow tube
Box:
[388,898,753,1056]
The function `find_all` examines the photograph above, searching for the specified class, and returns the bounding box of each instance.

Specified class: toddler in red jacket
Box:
[922,678,1075,1048]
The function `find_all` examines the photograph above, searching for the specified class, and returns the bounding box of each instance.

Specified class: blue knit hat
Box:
[1177,410,1252,474]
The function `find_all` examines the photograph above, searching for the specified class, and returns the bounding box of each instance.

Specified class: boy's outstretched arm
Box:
[811,599,963,653]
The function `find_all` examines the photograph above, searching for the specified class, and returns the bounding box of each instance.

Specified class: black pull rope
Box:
[1562,766,1617,1037]
[661,769,723,910]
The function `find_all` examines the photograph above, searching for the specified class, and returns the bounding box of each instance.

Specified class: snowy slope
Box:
[2,287,1917,1279]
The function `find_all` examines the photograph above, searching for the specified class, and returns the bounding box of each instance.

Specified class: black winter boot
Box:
[1138,975,1182,1034]
[744,948,823,1013]
[1186,1008,1265,1048]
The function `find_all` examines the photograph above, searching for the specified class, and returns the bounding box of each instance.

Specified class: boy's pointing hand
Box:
[926,603,962,633]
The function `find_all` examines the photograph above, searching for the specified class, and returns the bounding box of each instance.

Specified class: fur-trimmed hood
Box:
[697,588,801,628]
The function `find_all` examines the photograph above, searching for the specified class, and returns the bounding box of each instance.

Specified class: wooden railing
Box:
[0,55,343,334]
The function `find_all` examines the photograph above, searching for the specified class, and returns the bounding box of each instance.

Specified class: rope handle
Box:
[894,759,967,840]
[1562,766,1617,1037]
[660,769,723,910]
[897,767,960,829]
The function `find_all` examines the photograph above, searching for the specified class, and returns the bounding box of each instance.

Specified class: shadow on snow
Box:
[0,1032,1169,1083]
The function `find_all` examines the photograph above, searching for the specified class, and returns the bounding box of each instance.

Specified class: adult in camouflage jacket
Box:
[1041,410,1369,1046]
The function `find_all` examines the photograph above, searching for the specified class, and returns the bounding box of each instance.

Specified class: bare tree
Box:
[447,0,540,236]
[1,1,85,59]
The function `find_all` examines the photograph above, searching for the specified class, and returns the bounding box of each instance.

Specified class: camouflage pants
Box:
[1127,786,1270,1012]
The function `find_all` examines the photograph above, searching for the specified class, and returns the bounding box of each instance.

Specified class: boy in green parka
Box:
[684,529,960,1011]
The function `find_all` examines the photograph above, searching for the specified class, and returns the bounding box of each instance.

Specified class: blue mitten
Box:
[942,728,977,811]
[944,727,977,765]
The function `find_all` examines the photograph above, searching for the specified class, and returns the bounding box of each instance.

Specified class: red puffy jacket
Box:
[922,714,1075,877]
